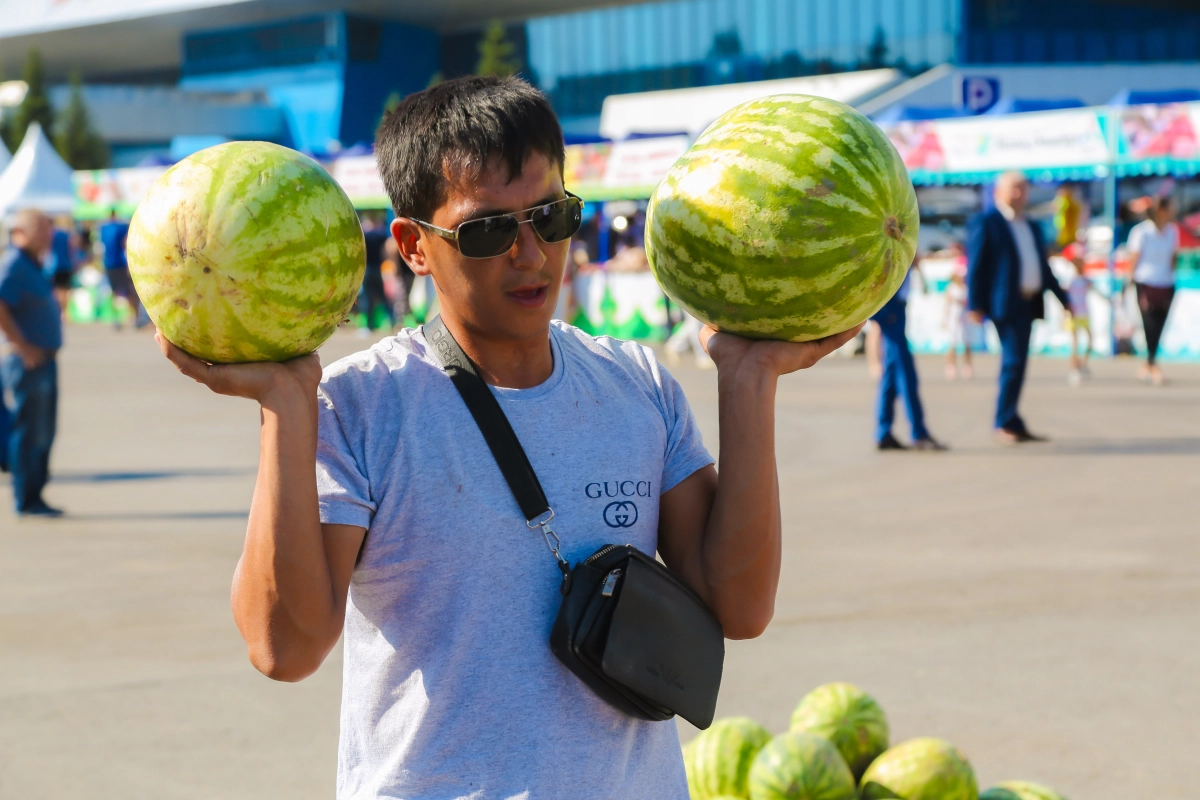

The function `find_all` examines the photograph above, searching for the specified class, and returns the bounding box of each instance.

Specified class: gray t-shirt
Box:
[317,321,714,800]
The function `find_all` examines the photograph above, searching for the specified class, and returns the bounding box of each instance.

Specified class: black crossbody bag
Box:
[425,316,724,729]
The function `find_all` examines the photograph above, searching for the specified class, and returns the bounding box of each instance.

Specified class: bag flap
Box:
[600,557,724,728]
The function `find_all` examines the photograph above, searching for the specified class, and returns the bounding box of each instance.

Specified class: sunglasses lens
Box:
[530,197,583,244]
[457,215,520,258]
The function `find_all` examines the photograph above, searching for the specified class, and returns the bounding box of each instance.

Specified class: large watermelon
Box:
[685,717,773,799]
[128,141,365,363]
[860,737,978,800]
[980,781,1068,800]
[645,94,917,342]
[789,682,889,779]
[748,732,857,800]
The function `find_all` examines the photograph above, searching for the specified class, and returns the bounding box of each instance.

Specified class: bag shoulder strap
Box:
[424,316,551,523]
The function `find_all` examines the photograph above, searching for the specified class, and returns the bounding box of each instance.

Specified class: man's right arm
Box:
[158,334,364,681]
[0,300,47,368]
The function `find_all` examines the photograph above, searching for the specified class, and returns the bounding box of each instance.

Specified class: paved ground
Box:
[1,324,1197,799]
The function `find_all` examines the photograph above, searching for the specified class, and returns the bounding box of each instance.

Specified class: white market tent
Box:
[598,68,905,140]
[0,140,11,174]
[0,122,75,216]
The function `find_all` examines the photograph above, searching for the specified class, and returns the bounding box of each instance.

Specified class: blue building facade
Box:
[960,0,1200,64]
[178,14,439,153]
[73,0,1200,160]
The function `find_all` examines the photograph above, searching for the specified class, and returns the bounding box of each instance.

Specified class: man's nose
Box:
[508,222,545,272]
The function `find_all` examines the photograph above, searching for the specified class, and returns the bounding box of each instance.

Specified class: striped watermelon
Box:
[685,717,773,799]
[860,737,978,800]
[645,94,917,342]
[980,781,1068,800]
[748,732,857,800]
[128,141,365,363]
[789,683,889,780]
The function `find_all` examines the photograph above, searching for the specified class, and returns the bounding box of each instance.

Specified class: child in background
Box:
[1062,243,1094,386]
[943,266,972,379]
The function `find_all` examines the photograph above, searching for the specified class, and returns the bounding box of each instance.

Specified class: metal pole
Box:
[1104,107,1119,359]
[597,202,609,264]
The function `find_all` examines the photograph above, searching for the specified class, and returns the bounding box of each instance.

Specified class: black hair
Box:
[375,75,565,221]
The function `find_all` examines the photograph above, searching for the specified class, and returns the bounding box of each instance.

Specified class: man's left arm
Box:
[1036,226,1070,310]
[656,324,863,639]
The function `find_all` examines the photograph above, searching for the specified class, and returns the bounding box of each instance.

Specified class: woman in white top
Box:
[1127,197,1179,385]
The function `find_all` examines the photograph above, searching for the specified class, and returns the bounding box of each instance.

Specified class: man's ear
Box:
[392,218,431,276]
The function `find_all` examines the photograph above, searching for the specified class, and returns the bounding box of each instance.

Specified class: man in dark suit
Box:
[967,171,1070,444]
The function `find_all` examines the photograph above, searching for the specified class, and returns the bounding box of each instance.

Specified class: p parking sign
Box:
[959,76,1000,114]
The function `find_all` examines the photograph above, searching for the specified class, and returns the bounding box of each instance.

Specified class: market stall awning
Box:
[878,100,1200,185]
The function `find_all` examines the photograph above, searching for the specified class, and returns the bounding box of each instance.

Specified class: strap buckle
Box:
[529,509,572,595]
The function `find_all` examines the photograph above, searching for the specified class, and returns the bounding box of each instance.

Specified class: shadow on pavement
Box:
[913,437,1200,457]
[61,510,250,522]
[1046,437,1200,456]
[49,468,256,484]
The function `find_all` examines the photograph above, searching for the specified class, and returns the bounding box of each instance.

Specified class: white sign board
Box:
[936,108,1110,173]
[601,136,689,189]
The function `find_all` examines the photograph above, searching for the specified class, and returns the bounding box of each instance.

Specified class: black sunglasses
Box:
[409,192,584,259]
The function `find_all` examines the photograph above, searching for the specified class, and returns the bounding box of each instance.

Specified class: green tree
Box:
[475,20,520,78]
[54,70,109,169]
[8,48,54,151]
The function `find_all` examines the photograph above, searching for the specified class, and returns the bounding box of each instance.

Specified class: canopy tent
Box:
[871,105,967,124]
[983,97,1085,115]
[0,141,11,174]
[0,123,76,216]
[598,68,904,140]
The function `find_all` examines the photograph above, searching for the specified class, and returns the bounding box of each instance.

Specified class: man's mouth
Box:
[507,284,549,308]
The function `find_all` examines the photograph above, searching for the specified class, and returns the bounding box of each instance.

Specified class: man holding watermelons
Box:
[150,77,898,798]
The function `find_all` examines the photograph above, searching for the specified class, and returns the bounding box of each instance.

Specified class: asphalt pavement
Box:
[1,324,1197,799]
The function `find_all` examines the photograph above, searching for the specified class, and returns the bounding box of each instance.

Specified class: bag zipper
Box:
[584,544,623,565]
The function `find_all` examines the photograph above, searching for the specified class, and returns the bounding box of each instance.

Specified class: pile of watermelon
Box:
[682,682,1068,800]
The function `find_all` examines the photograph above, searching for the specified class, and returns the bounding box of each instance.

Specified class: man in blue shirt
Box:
[99,209,142,328]
[0,209,64,516]
[44,224,75,316]
[871,258,946,452]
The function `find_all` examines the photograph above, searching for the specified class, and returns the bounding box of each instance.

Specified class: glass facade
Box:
[527,0,1200,119]
[529,0,960,116]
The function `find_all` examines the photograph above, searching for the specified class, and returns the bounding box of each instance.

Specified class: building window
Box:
[184,16,338,74]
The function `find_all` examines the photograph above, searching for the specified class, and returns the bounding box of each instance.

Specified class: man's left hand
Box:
[699,322,866,378]
[14,341,49,369]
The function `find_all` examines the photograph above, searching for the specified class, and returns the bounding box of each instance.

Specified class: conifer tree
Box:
[475,20,521,78]
[55,70,109,169]
[9,48,54,150]
[866,27,889,69]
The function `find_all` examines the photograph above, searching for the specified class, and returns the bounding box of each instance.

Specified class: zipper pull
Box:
[601,568,622,597]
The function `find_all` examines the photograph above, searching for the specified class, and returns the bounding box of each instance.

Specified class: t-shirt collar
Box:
[995,201,1021,222]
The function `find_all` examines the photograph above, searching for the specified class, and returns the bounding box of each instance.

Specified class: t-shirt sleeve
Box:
[655,363,714,493]
[0,260,18,306]
[1127,222,1144,253]
[316,382,376,529]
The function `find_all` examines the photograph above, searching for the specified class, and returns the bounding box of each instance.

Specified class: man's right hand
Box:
[966,310,985,325]
[156,332,322,407]
[14,341,49,369]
